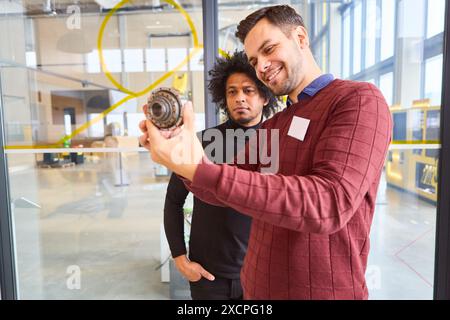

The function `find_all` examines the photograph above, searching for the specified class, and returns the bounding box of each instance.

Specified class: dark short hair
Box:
[235,5,305,43]
[208,51,277,119]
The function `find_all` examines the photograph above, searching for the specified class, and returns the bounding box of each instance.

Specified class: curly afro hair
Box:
[208,50,277,119]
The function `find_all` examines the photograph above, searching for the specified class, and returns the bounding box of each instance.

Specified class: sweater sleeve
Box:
[180,125,263,207]
[190,90,392,234]
[163,173,190,258]
[180,171,227,207]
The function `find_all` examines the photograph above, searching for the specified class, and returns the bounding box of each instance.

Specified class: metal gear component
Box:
[145,87,183,130]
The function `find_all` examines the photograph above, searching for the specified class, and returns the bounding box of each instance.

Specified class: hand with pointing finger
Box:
[174,255,215,282]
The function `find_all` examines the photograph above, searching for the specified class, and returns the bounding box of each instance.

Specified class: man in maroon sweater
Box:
[139,5,392,299]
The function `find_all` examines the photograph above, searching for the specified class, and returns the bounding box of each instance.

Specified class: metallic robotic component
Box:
[146,87,183,130]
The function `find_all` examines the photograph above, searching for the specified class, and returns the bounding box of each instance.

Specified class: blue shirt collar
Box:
[286,73,334,107]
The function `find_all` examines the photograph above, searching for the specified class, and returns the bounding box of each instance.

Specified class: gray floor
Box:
[6,152,436,300]
[368,173,435,299]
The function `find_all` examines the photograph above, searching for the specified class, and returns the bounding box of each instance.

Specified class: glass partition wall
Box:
[217,0,447,300]
[1,0,449,300]
[0,0,205,299]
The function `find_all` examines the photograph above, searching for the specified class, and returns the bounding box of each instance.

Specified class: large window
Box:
[341,0,396,81]
[124,49,144,73]
[312,0,446,299]
[380,0,395,61]
[343,11,351,78]
[353,1,362,74]
[379,72,394,106]
[217,0,447,299]
[146,48,166,72]
[424,54,443,106]
[0,0,448,301]
[423,0,445,106]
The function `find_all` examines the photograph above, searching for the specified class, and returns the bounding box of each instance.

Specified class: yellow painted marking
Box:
[5,0,204,150]
[391,140,440,145]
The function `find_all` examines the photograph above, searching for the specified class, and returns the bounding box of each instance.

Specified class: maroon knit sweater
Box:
[184,79,392,299]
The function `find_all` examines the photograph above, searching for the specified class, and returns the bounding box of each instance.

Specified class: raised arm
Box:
[180,125,263,206]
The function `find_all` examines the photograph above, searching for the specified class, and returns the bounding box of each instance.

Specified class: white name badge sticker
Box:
[287,116,310,141]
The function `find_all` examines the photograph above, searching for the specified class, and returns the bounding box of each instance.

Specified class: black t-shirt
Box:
[163,118,260,279]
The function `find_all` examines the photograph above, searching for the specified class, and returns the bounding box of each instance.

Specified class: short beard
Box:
[231,115,253,125]
[267,78,295,96]
[268,51,303,96]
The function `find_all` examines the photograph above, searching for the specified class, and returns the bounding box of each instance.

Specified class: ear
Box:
[264,97,270,106]
[294,26,309,49]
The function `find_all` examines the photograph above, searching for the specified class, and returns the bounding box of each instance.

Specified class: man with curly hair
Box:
[163,51,277,300]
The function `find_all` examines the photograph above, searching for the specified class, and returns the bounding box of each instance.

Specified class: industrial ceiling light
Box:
[43,0,51,13]
[43,0,57,15]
